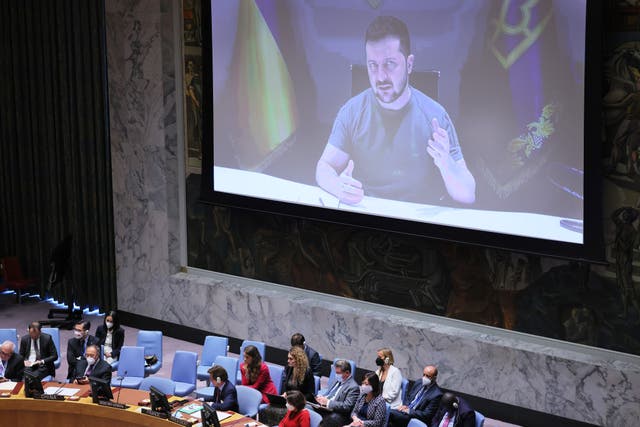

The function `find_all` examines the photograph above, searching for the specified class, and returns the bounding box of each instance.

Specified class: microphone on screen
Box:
[116,370,127,404]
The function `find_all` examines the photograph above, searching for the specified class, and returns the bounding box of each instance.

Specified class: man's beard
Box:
[374,72,409,105]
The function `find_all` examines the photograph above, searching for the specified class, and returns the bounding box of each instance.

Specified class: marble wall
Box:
[105,1,640,425]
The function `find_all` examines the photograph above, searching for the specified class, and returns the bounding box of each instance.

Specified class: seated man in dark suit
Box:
[291,332,322,376]
[0,340,25,382]
[313,359,360,427]
[430,392,474,427]
[19,321,58,380]
[66,320,100,380]
[203,365,239,412]
[389,365,443,427]
[74,345,112,384]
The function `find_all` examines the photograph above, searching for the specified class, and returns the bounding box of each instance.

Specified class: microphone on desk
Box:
[52,381,67,396]
[116,370,127,405]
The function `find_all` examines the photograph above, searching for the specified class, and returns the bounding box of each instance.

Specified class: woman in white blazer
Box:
[374,347,402,409]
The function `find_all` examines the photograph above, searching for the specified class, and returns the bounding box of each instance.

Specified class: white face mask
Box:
[105,322,114,329]
[86,357,96,366]
[360,385,373,394]
[73,330,83,339]
[422,377,431,387]
[286,403,294,412]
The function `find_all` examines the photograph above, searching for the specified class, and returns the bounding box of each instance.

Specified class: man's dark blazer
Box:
[3,352,25,382]
[95,326,125,359]
[18,333,58,378]
[304,344,322,377]
[390,380,443,427]
[204,380,239,412]
[75,358,112,383]
[430,396,475,427]
[66,335,100,379]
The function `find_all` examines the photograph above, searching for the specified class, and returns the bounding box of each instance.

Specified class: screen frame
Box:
[199,0,605,263]
[89,375,114,403]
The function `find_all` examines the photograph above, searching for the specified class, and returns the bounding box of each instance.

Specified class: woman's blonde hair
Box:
[289,346,309,384]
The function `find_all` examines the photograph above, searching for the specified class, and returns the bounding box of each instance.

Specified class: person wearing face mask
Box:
[279,390,310,427]
[389,365,442,427]
[348,372,387,427]
[430,392,474,427]
[95,311,125,365]
[74,345,112,384]
[203,365,239,412]
[66,320,100,380]
[374,347,402,409]
[313,359,359,427]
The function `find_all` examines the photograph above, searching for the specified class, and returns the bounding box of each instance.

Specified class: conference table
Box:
[0,381,262,427]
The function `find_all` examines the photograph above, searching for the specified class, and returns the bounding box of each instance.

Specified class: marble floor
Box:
[0,291,519,427]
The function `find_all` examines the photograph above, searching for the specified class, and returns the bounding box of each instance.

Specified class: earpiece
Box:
[385,357,390,364]
[216,377,221,383]
[453,402,459,409]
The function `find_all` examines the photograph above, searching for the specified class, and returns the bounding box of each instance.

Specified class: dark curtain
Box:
[0,0,116,310]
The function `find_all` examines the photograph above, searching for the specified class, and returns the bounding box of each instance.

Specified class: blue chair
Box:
[385,403,391,427]
[195,355,240,400]
[319,358,356,395]
[198,336,229,383]
[475,410,485,427]
[407,419,428,427]
[136,330,162,376]
[400,377,410,402]
[171,350,198,396]
[41,327,61,370]
[236,385,262,418]
[0,328,18,346]
[111,346,145,389]
[308,408,322,427]
[236,340,266,384]
[265,362,285,394]
[140,376,177,395]
[313,375,320,394]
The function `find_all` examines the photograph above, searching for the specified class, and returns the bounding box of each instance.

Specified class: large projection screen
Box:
[202,0,604,262]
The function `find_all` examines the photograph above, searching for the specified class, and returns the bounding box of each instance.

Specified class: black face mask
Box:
[375,357,385,366]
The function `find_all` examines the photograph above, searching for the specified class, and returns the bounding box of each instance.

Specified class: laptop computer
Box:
[266,393,287,407]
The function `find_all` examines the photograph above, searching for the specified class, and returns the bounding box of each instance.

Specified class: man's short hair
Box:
[28,321,42,331]
[334,359,351,374]
[85,345,99,355]
[76,320,91,331]
[1,340,15,352]
[207,365,228,382]
[290,333,305,347]
[365,16,411,56]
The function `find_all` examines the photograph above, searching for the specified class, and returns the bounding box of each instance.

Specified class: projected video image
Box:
[210,0,587,244]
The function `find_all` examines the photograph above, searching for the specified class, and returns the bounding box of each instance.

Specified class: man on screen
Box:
[316,16,475,206]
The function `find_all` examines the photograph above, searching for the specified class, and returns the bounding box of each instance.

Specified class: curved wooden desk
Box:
[0,382,256,427]
[0,397,175,427]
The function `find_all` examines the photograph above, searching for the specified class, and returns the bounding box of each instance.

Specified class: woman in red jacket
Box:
[240,344,277,403]
[279,391,310,427]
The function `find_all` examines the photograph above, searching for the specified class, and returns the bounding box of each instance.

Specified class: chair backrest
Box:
[201,335,228,366]
[171,350,198,385]
[1,257,24,280]
[326,358,357,390]
[236,385,263,418]
[475,410,486,427]
[308,408,322,427]
[140,376,177,395]
[214,355,239,381]
[117,346,146,377]
[136,330,163,362]
[314,375,320,394]
[0,328,18,347]
[239,340,266,360]
[41,327,61,369]
[400,377,410,402]
[350,64,440,100]
[265,362,285,394]
[407,418,428,427]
